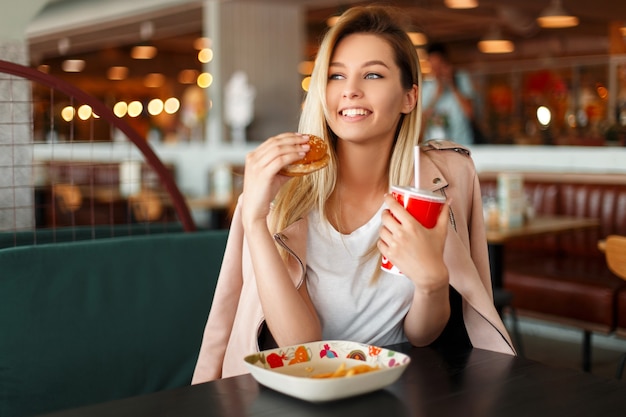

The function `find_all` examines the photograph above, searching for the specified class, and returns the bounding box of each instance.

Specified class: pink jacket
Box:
[192,140,515,383]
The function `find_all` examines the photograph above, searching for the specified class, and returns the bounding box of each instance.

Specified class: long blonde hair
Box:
[269,6,423,251]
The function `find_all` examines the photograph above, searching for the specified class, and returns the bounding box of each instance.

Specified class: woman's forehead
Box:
[331,33,395,64]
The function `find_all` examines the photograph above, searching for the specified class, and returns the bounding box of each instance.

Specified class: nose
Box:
[342,78,363,99]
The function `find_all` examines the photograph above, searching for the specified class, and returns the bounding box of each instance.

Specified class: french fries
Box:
[311,362,380,378]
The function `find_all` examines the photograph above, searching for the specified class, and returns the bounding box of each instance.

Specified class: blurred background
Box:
[17,0,626,148]
[0,0,623,230]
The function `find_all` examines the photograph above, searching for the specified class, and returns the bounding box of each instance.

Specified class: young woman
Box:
[192,5,515,383]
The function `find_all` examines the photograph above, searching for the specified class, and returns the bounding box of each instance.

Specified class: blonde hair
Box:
[269,6,423,255]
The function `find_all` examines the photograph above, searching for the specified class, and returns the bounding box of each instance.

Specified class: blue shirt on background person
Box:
[422,43,476,145]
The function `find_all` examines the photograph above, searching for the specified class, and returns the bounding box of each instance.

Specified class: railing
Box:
[0,59,196,246]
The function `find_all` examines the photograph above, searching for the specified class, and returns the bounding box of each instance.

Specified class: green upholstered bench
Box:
[0,223,186,250]
[0,229,228,417]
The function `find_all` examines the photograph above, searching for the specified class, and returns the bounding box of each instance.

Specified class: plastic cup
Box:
[381,185,446,276]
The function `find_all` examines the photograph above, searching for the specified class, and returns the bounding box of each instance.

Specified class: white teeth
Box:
[341,108,368,117]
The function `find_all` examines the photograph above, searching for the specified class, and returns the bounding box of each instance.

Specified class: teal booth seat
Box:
[0,223,187,250]
[0,230,228,417]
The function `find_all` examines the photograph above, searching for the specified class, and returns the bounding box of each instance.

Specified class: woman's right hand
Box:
[241,133,311,231]
[241,133,322,346]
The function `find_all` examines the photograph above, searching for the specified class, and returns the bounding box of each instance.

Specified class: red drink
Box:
[381,185,445,275]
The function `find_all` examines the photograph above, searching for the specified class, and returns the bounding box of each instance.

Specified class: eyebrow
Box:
[329,60,390,69]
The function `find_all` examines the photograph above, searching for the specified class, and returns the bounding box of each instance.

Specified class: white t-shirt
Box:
[306,207,415,346]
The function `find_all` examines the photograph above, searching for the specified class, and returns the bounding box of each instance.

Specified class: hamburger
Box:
[279,134,330,177]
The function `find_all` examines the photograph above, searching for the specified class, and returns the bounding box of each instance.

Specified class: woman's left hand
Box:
[378,193,450,293]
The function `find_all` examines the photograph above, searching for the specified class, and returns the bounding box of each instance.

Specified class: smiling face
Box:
[325,33,417,147]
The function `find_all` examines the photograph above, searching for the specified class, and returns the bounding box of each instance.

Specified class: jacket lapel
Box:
[444,227,516,354]
[274,217,308,288]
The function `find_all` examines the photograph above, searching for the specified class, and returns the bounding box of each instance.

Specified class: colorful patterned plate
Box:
[243,340,410,402]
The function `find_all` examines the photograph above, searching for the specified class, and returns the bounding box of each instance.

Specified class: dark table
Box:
[35,343,626,417]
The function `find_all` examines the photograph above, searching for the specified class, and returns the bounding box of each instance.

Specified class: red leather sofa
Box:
[479,172,626,371]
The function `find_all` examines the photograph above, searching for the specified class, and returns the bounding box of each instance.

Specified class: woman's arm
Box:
[378,195,451,345]
[241,133,322,346]
[244,219,322,345]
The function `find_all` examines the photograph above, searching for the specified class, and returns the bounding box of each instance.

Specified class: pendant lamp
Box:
[537,0,579,29]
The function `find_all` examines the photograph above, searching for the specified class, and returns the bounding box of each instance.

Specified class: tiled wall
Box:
[0,41,34,231]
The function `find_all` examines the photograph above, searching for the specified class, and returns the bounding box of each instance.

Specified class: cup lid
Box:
[390,185,446,202]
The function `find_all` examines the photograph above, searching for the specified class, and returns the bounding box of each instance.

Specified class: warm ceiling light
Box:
[197,72,213,88]
[478,39,515,54]
[297,60,314,76]
[164,97,180,114]
[444,0,478,9]
[113,101,128,118]
[537,0,579,29]
[537,106,552,127]
[107,66,128,80]
[301,76,311,92]
[127,101,143,118]
[144,73,165,88]
[77,105,93,120]
[178,69,199,84]
[326,15,340,27]
[61,59,85,72]
[407,31,428,46]
[147,99,164,116]
[61,106,75,122]
[477,27,514,54]
[620,25,626,37]
[194,37,211,50]
[198,48,214,63]
[131,45,157,59]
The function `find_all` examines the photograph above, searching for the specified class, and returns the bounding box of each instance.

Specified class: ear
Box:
[401,84,418,114]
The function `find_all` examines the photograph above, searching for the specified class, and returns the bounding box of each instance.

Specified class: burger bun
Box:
[279,134,329,177]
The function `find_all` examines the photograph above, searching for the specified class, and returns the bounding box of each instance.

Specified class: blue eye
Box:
[365,73,382,79]
[328,73,345,80]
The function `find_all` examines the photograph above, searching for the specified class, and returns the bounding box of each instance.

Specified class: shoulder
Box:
[422,139,471,157]
[421,140,476,180]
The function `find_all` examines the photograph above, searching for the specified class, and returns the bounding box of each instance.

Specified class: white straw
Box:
[413,145,420,188]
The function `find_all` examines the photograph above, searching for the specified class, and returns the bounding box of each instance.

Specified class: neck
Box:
[334,141,390,196]
[325,141,391,234]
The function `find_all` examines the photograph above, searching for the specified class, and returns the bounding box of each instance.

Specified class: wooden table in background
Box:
[186,194,234,229]
[486,216,600,291]
[486,216,600,245]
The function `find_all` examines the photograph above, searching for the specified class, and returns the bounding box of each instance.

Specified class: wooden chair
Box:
[603,235,626,379]
[605,235,626,279]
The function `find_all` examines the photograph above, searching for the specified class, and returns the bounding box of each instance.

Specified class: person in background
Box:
[192,5,515,383]
[422,43,476,145]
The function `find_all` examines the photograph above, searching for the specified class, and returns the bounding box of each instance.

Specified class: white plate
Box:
[243,340,410,402]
